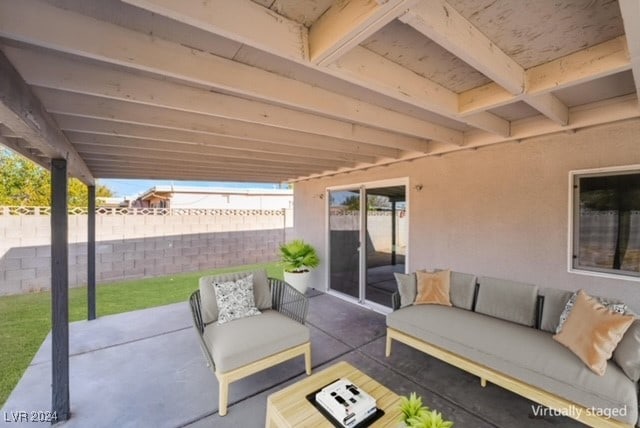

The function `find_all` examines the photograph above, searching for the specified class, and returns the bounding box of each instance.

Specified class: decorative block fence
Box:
[0,207,293,296]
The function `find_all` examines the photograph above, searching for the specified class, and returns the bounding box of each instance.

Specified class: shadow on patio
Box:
[1,291,582,428]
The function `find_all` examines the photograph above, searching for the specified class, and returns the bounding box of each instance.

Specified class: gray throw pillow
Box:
[540,288,573,333]
[613,319,640,382]
[213,275,261,325]
[394,272,416,308]
[449,271,476,310]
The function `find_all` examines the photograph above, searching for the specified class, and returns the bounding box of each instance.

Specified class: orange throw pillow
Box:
[553,290,634,375]
[414,270,452,306]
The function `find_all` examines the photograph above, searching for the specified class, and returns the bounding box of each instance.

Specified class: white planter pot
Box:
[283,271,311,294]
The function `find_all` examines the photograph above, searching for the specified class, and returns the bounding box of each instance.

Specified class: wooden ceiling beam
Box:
[616,1,640,100]
[92,169,292,182]
[0,51,94,184]
[36,88,400,160]
[115,0,509,137]
[0,0,460,144]
[3,45,428,152]
[80,154,316,172]
[68,133,350,169]
[329,46,509,137]
[400,0,524,95]
[54,115,376,164]
[309,0,417,65]
[460,37,632,114]
[402,0,569,125]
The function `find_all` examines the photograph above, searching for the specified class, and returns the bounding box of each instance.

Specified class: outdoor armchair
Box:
[189,272,311,416]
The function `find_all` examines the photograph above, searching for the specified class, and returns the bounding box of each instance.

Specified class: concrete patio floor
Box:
[1,291,582,428]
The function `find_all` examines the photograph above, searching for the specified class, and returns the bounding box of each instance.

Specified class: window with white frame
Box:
[571,167,640,278]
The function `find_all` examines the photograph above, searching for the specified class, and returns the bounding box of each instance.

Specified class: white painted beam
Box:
[4,45,426,152]
[0,0,462,144]
[400,0,524,95]
[309,0,417,65]
[35,88,401,160]
[460,37,632,115]
[118,0,506,137]
[525,36,632,95]
[329,46,509,137]
[463,95,640,148]
[400,0,571,125]
[525,94,569,126]
[54,115,377,164]
[618,0,640,99]
[123,0,309,61]
[0,50,94,184]
[294,95,640,181]
[67,132,352,169]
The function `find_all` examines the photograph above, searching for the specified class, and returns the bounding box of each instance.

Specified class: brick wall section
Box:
[0,210,291,295]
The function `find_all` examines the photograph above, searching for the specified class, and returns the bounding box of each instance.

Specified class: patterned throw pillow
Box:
[556,290,627,334]
[213,274,261,325]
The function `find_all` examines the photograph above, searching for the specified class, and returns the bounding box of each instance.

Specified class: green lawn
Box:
[0,262,283,407]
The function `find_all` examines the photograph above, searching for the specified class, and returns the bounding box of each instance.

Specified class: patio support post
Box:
[51,158,70,422]
[391,201,396,266]
[87,185,96,321]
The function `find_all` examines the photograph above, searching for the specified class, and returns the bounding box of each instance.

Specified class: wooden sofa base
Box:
[386,328,632,428]
[216,341,312,416]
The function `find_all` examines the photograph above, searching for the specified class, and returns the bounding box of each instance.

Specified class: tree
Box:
[0,150,114,207]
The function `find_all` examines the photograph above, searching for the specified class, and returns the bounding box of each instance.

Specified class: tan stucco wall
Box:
[293,118,640,311]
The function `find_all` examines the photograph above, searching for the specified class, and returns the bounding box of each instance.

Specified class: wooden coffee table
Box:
[265,361,402,427]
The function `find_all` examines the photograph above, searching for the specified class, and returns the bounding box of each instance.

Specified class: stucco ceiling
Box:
[0,0,638,185]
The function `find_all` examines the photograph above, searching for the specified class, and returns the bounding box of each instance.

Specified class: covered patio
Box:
[2,291,584,427]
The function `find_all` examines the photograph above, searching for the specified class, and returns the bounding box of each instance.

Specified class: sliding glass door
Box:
[364,186,407,307]
[328,189,361,300]
[328,182,407,308]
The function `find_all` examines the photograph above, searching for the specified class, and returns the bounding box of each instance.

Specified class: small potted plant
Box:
[279,239,319,294]
[399,393,454,428]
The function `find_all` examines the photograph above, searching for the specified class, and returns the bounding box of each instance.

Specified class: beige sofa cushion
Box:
[475,277,538,327]
[614,319,640,381]
[203,309,309,373]
[387,305,637,425]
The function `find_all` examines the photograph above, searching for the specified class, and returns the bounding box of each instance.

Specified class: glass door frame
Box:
[325,178,410,312]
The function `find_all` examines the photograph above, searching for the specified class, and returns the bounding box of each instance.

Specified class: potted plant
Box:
[399,393,454,428]
[279,239,319,294]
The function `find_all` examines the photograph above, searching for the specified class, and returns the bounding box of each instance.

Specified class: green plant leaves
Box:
[400,393,453,428]
[279,239,319,272]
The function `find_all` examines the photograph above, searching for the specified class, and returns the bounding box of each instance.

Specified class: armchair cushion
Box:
[199,269,272,324]
[202,309,310,373]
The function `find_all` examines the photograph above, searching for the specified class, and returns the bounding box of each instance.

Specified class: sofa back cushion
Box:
[613,318,640,382]
[199,269,271,324]
[539,288,573,333]
[449,271,477,310]
[475,277,538,327]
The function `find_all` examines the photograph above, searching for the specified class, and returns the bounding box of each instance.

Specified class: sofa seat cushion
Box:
[387,305,638,425]
[203,309,309,373]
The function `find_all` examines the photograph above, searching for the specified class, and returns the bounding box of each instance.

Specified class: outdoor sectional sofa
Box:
[189,270,311,416]
[386,272,640,428]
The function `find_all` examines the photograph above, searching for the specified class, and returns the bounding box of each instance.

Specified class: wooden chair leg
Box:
[304,343,312,375]
[218,374,229,416]
[385,334,392,357]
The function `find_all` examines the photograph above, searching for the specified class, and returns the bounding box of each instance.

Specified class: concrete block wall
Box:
[0,211,290,295]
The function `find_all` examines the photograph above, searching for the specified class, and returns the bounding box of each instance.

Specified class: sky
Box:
[100,179,285,198]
